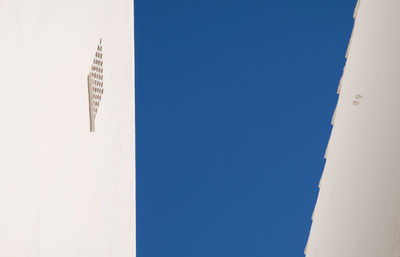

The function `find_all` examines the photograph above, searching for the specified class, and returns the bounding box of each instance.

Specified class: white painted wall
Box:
[0,0,135,256]
[306,0,400,256]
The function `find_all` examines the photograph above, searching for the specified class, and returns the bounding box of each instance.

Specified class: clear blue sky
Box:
[136,1,356,256]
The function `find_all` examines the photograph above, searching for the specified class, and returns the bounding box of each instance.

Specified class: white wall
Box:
[306,0,400,256]
[0,0,135,256]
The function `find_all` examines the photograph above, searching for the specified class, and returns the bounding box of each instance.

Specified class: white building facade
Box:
[0,0,135,256]
[306,0,400,256]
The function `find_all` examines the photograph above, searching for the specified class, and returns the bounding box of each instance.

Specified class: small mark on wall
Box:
[88,39,104,132]
[353,94,363,106]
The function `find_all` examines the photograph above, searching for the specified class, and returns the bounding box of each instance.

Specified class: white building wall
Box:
[306,0,400,256]
[0,0,135,256]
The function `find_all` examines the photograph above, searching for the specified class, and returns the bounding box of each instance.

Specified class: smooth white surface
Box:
[306,0,400,256]
[0,0,135,256]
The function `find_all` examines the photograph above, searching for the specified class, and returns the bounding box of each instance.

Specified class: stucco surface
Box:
[0,0,135,256]
[306,0,400,256]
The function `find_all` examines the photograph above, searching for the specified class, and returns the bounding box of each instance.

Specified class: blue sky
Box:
[135,1,356,256]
